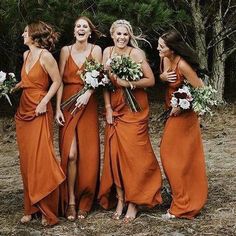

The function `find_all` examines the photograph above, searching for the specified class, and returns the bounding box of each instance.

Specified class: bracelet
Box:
[105,104,111,109]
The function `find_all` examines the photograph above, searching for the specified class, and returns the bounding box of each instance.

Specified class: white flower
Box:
[85,73,99,88]
[8,72,15,78]
[91,70,100,78]
[0,71,7,83]
[179,99,191,109]
[101,75,109,85]
[170,97,178,107]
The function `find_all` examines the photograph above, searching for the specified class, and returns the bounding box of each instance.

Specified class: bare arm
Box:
[35,51,61,116]
[55,46,69,125]
[178,60,204,88]
[103,47,113,124]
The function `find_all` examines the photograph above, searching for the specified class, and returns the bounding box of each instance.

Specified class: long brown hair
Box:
[161,30,206,75]
[28,21,59,51]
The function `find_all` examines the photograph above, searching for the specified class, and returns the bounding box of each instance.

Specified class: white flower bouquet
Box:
[108,55,143,112]
[0,71,17,106]
[61,59,109,113]
[171,83,217,115]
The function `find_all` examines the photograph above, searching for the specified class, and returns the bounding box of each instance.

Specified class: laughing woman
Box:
[55,16,102,221]
[15,21,65,226]
[98,19,162,223]
[157,30,208,219]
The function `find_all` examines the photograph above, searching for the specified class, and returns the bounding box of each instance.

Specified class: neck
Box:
[28,44,41,53]
[74,40,89,52]
[168,54,179,62]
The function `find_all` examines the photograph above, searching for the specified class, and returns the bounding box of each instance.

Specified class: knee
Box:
[68,152,77,162]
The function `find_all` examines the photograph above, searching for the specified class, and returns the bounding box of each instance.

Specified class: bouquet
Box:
[61,59,109,114]
[157,82,217,122]
[108,55,143,112]
[170,82,217,115]
[0,71,17,106]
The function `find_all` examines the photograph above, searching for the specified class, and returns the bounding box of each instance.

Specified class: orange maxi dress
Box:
[98,50,162,209]
[59,46,100,215]
[160,59,208,219]
[15,50,65,225]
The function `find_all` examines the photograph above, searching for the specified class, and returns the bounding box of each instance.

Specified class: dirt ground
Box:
[0,102,236,236]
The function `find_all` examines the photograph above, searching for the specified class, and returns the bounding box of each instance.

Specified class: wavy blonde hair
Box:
[110,19,149,48]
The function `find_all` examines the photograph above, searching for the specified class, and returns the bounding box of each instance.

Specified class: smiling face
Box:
[112,26,130,49]
[22,26,33,46]
[157,37,173,58]
[74,18,91,42]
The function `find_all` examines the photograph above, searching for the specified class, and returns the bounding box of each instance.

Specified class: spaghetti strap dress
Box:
[15,50,65,225]
[98,47,162,209]
[160,58,208,219]
[59,45,100,215]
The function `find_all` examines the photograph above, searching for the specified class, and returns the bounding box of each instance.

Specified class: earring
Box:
[89,34,92,38]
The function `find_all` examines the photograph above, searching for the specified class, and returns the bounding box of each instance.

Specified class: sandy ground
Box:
[0,102,236,236]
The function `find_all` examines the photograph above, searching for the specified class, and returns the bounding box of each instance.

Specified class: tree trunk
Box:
[190,0,208,71]
[211,2,226,102]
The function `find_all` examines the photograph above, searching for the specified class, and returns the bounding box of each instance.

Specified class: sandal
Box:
[20,215,32,224]
[65,204,76,221]
[162,209,176,220]
[77,210,88,219]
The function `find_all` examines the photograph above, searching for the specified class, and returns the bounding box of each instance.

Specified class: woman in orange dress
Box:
[157,30,208,219]
[98,19,162,222]
[55,16,102,221]
[15,21,65,226]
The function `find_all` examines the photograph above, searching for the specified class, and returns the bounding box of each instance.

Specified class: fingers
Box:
[167,72,177,83]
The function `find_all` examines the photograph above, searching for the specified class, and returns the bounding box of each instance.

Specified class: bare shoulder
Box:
[92,44,102,53]
[60,45,70,57]
[178,58,194,73]
[130,48,146,63]
[41,49,55,62]
[103,46,112,56]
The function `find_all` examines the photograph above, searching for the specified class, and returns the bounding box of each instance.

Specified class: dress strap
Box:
[38,49,44,59]
[128,47,133,56]
[88,44,96,59]
[109,46,114,58]
[68,45,73,55]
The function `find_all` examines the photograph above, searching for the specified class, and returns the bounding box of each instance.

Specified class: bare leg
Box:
[112,186,125,220]
[20,215,32,224]
[66,134,77,221]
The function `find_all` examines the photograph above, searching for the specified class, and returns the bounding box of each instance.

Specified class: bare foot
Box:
[77,210,88,219]
[20,215,32,224]
[123,203,138,223]
[41,215,49,226]
[112,196,125,220]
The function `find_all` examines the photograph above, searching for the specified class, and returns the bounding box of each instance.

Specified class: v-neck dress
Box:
[59,45,100,215]
[15,50,65,225]
[98,47,162,209]
[160,58,208,219]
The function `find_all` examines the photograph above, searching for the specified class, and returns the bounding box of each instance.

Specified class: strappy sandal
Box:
[77,210,88,219]
[111,194,126,220]
[20,215,32,224]
[65,204,76,221]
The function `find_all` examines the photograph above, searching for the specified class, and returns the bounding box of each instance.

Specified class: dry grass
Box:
[0,102,236,236]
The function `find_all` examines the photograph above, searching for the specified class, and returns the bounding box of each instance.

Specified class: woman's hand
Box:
[170,106,181,117]
[106,106,113,124]
[75,90,92,109]
[160,71,177,83]
[35,100,47,116]
[55,109,65,126]
[11,82,22,93]
[115,76,129,88]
